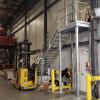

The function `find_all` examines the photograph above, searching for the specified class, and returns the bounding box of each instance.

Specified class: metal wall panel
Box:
[79,45,89,92]
[98,0,100,7]
[35,15,44,50]
[27,20,36,50]
[73,45,89,92]
[15,28,24,42]
[27,14,44,50]
[29,0,44,21]
[72,31,90,43]
[47,0,64,33]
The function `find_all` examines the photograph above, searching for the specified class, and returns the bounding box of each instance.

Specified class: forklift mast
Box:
[17,40,31,69]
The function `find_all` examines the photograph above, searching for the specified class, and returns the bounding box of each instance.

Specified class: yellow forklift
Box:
[13,12,38,90]
[15,67,37,90]
[13,40,38,90]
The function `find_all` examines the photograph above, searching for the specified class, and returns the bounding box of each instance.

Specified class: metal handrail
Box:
[48,0,89,45]
[47,16,58,43]
[38,0,90,67]
[77,1,89,5]
[47,2,74,44]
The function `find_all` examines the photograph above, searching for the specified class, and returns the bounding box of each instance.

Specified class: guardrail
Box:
[86,74,100,100]
[47,1,90,45]
[50,69,71,92]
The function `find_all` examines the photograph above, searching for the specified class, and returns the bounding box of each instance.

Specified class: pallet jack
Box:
[13,40,38,90]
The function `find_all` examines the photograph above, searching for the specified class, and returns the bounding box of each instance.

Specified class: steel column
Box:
[75,26,80,97]
[74,0,80,97]
[90,0,100,98]
[71,33,74,88]
[24,12,27,41]
[59,32,63,93]
[44,0,47,51]
[24,11,28,67]
[91,19,96,75]
[40,49,44,82]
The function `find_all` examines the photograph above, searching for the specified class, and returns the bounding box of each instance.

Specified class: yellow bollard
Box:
[51,69,55,92]
[35,69,38,86]
[86,74,92,100]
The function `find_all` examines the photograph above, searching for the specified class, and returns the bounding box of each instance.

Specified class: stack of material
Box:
[0,70,5,76]
[39,82,49,91]
[4,69,15,80]
[77,0,90,21]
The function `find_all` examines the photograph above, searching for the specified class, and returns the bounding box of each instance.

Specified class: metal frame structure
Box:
[51,69,71,92]
[90,0,100,98]
[38,0,90,95]
[86,74,100,100]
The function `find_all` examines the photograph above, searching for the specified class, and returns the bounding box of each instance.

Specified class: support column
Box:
[24,11,28,67]
[59,32,63,93]
[51,69,55,92]
[75,26,80,97]
[86,74,92,100]
[35,69,38,86]
[41,49,44,82]
[44,0,47,51]
[71,33,74,88]
[24,12,27,42]
[90,0,100,97]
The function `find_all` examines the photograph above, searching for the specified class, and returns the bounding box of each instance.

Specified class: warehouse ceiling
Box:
[0,0,39,29]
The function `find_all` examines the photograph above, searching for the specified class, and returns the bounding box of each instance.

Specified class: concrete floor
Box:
[0,77,86,100]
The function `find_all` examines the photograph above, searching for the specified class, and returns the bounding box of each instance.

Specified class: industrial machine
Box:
[13,40,38,90]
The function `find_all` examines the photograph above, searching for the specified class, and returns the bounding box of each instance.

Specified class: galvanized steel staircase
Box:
[39,17,71,72]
